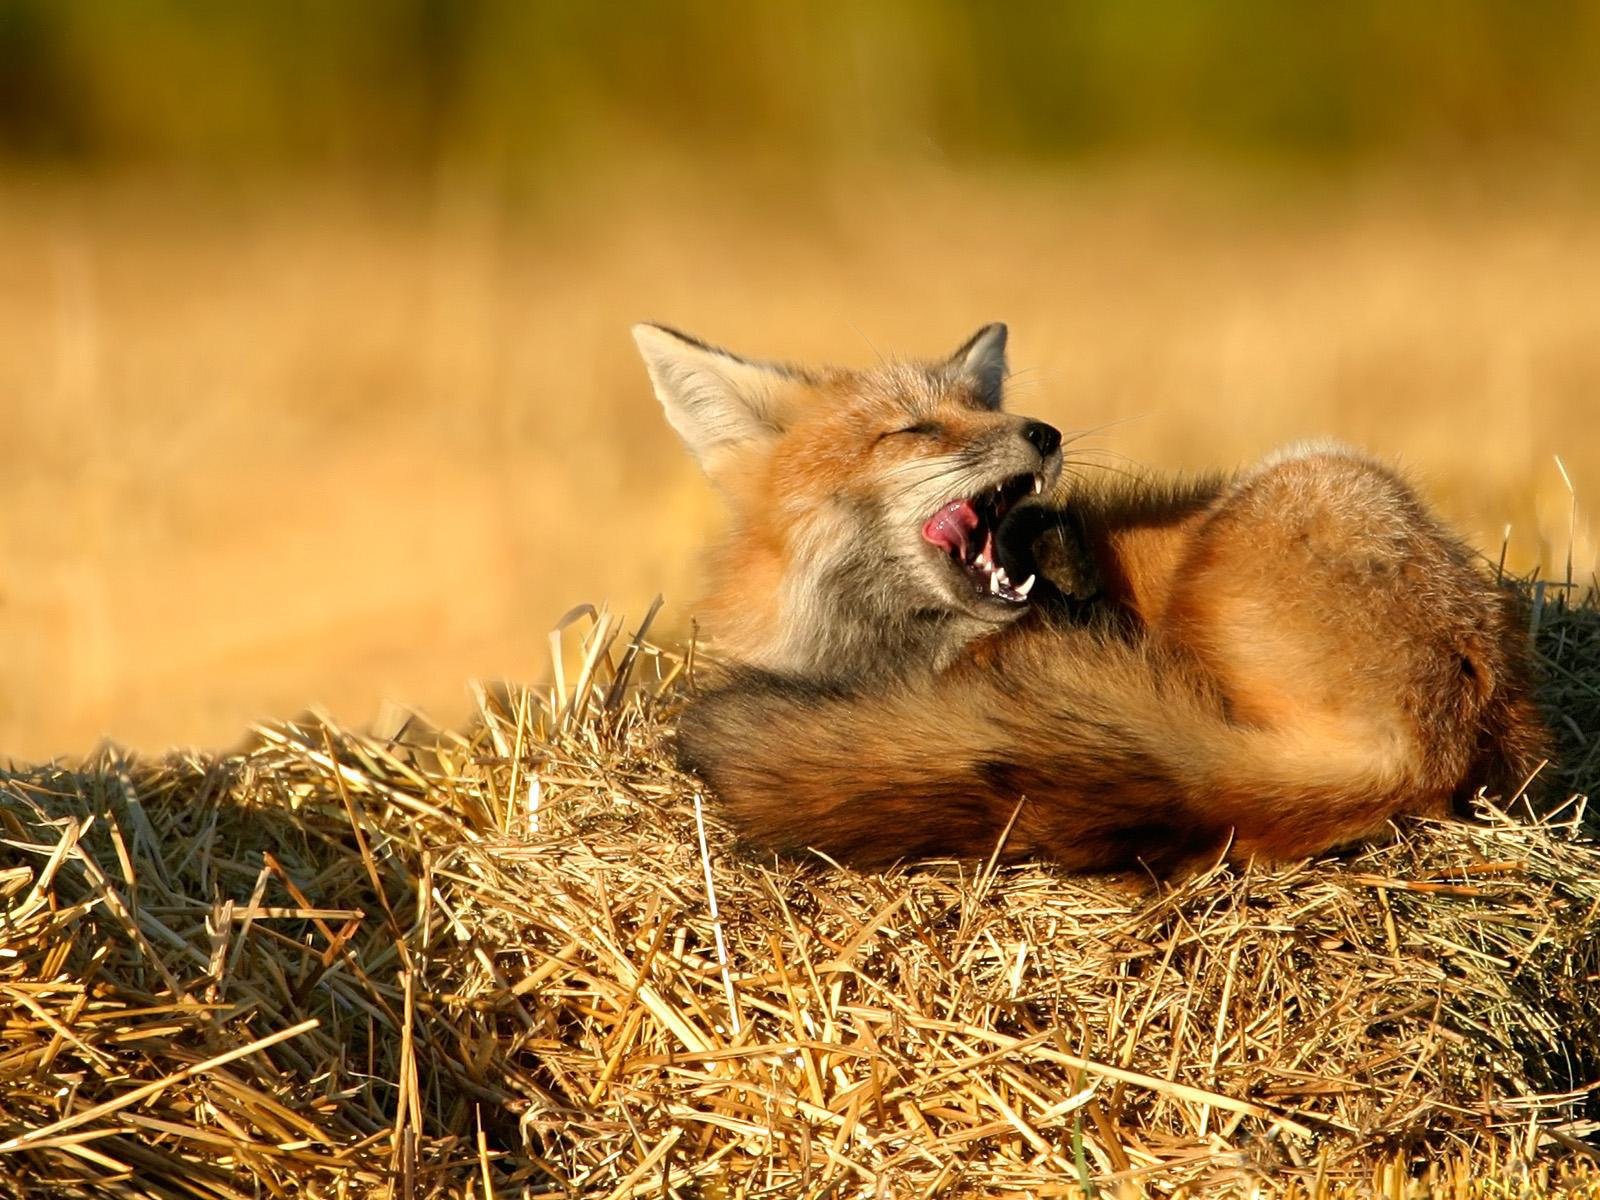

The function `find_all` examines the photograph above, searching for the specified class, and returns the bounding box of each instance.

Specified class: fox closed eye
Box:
[878,420,941,441]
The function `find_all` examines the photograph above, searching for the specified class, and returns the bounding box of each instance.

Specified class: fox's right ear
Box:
[946,322,1008,409]
[632,323,793,475]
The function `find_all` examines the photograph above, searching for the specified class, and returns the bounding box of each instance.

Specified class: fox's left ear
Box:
[633,323,795,479]
[945,322,1008,409]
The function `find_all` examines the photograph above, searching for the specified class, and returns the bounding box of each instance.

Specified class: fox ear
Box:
[633,323,793,473]
[946,322,1008,409]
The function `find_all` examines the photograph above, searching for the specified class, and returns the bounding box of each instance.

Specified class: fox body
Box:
[633,323,1548,872]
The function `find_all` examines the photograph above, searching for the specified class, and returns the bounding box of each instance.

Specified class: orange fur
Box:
[636,326,1550,873]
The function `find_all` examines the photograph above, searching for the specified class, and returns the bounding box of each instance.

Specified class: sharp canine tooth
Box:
[995,566,1010,587]
[1017,574,1036,597]
[990,571,1001,595]
[1033,474,1043,495]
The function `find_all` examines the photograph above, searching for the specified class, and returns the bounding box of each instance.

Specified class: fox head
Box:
[634,323,1064,681]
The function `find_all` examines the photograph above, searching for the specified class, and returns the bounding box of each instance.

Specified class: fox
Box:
[632,322,1550,873]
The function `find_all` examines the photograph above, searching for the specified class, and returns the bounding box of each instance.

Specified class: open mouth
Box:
[921,472,1043,605]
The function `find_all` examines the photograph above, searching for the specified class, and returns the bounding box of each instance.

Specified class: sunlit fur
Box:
[637,326,1551,874]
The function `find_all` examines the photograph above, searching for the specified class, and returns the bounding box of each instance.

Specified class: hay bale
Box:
[2,596,1599,1197]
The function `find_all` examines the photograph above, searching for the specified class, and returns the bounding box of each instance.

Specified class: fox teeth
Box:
[989,571,1002,595]
[995,566,1011,588]
[1032,474,1043,495]
[1017,573,1036,597]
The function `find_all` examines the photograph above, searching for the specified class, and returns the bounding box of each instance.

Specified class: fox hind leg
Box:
[1155,446,1529,812]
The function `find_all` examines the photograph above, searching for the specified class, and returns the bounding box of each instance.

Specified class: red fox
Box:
[633,322,1550,872]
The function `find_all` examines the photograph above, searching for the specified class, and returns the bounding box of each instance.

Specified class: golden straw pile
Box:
[3,594,1600,1198]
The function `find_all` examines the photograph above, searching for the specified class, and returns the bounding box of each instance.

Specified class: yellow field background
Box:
[5,2,1600,759]
[4,164,1594,759]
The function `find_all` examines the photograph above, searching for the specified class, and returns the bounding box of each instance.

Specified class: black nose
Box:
[1020,420,1061,458]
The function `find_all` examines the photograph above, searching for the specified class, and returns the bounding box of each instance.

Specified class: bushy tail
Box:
[676,627,1446,873]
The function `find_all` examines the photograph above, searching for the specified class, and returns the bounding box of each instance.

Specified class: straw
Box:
[2,583,1598,1197]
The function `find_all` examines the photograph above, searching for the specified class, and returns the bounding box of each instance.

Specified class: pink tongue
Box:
[922,498,980,557]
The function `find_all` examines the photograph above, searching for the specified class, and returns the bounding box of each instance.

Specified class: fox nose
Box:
[1020,420,1061,458]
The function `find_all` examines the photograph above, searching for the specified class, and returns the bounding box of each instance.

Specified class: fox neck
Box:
[782,595,993,683]
[702,534,995,684]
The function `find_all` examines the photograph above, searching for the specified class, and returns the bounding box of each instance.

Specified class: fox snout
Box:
[954,416,1063,487]
[980,417,1062,482]
[1020,420,1061,458]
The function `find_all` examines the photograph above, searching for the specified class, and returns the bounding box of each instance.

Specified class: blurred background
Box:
[3,0,1597,758]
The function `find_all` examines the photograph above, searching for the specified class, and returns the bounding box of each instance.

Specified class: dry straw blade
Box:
[0,589,1598,1197]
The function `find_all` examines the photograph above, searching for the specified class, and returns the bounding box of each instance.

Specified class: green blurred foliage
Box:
[2,0,1598,173]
